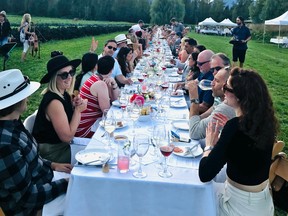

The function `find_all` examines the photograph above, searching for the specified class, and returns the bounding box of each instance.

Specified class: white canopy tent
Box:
[198,17,219,26]
[219,18,237,27]
[264,11,288,46]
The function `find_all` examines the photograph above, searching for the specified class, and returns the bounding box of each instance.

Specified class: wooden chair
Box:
[0,207,5,216]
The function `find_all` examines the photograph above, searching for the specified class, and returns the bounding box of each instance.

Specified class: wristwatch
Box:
[190,98,199,104]
[204,146,214,152]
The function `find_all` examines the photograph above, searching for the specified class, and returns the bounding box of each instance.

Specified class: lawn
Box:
[1,29,288,215]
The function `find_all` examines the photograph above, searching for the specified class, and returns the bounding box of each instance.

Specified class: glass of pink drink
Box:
[117,155,130,173]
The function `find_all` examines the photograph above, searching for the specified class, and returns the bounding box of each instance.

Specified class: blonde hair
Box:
[21,13,31,26]
[41,71,75,98]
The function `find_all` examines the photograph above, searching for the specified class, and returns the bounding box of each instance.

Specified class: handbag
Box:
[269,141,288,212]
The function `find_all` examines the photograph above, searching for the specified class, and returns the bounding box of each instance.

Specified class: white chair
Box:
[23,110,38,133]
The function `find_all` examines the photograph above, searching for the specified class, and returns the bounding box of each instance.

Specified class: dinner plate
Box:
[170,90,184,97]
[75,148,112,165]
[168,73,179,77]
[172,120,189,130]
[170,102,186,108]
[112,100,121,107]
[99,120,127,129]
[172,145,203,158]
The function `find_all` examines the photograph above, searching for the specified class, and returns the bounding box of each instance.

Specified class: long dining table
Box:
[63,37,218,216]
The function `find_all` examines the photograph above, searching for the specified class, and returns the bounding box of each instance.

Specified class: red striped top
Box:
[75,75,102,138]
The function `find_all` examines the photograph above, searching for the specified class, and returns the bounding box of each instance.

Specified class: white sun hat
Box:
[115,34,127,44]
[0,69,40,110]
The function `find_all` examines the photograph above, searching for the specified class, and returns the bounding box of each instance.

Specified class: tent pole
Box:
[278,25,281,48]
[263,24,265,44]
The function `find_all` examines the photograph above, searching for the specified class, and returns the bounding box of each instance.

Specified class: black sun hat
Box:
[40,55,81,84]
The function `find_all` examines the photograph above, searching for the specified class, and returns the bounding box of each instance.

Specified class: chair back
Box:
[23,110,38,133]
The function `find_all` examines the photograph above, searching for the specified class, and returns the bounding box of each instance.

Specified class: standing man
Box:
[131,20,144,33]
[170,17,184,34]
[231,16,251,68]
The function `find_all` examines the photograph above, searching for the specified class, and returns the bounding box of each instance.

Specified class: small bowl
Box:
[114,135,128,145]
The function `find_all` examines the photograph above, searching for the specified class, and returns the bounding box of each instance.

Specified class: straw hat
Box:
[115,34,127,44]
[40,55,81,84]
[0,69,40,109]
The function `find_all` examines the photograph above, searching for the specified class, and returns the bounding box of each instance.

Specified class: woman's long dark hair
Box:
[74,52,98,91]
[116,47,131,77]
[230,67,279,149]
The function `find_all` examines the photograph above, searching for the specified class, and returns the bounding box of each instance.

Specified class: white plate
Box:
[172,120,189,130]
[172,145,203,158]
[112,100,121,107]
[75,148,112,165]
[168,73,179,77]
[170,102,186,108]
[169,77,182,83]
[170,90,184,97]
[99,120,127,129]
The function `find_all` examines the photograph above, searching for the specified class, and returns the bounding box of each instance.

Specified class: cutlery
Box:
[184,143,200,156]
[101,131,107,137]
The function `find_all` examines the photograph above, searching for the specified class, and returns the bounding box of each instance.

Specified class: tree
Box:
[231,0,252,21]
[210,0,226,22]
[150,0,185,25]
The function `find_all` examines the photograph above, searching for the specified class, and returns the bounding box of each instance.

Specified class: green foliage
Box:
[150,0,185,25]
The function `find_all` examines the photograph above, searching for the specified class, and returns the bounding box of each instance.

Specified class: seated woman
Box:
[199,67,279,215]
[75,56,120,138]
[32,55,87,163]
[0,69,72,216]
[186,52,200,81]
[116,47,134,88]
[74,52,98,91]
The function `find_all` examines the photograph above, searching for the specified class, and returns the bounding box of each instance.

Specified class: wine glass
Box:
[119,94,128,117]
[198,79,212,91]
[102,109,116,148]
[158,142,174,178]
[133,134,150,178]
[152,124,168,166]
[128,100,141,134]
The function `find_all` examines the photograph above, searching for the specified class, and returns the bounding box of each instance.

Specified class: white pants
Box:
[216,181,274,216]
[23,40,29,53]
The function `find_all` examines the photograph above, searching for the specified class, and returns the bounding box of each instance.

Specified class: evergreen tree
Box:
[150,0,185,25]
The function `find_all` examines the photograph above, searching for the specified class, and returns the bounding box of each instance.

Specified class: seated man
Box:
[187,67,235,140]
[0,69,72,216]
[98,39,133,87]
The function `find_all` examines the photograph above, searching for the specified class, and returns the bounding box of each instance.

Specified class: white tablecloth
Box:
[64,97,217,216]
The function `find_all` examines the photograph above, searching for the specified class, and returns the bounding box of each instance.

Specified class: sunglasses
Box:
[197,60,210,66]
[107,45,117,51]
[223,83,234,93]
[0,76,30,101]
[211,66,223,72]
[57,69,76,80]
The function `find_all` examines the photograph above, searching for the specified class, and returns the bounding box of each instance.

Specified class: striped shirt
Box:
[76,74,103,138]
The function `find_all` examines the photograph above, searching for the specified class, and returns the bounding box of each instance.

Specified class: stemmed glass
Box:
[133,134,150,178]
[102,109,116,148]
[119,94,128,117]
[128,100,141,135]
[152,124,167,166]
[158,142,174,178]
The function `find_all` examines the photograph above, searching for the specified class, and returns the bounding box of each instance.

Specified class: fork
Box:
[184,143,200,156]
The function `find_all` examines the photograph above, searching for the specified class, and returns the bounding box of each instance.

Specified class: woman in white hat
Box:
[0,69,72,216]
[32,55,87,163]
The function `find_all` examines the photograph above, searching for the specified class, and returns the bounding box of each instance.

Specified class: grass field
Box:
[1,27,288,215]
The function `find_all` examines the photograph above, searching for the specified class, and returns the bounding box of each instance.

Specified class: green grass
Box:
[2,29,288,216]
